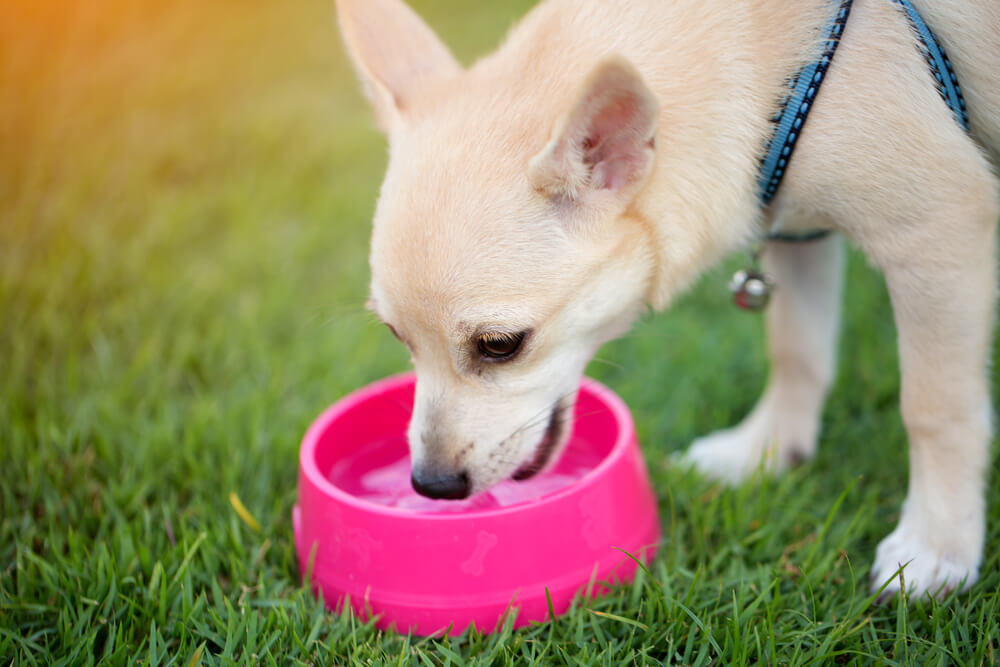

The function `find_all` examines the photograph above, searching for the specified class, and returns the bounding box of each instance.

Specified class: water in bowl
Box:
[328,436,603,513]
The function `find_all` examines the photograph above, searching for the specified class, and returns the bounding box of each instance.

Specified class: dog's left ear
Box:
[336,0,461,134]
[530,57,659,205]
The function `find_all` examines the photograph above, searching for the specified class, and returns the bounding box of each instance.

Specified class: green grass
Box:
[2,0,998,664]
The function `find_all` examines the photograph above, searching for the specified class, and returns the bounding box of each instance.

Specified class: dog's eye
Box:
[477,331,526,361]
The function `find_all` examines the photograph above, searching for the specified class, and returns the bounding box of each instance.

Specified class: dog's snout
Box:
[411,468,471,500]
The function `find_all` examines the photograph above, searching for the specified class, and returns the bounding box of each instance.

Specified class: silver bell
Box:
[729,269,772,311]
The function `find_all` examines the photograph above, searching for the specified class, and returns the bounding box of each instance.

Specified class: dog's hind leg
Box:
[684,232,844,483]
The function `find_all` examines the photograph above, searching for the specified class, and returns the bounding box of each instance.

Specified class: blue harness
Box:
[758,0,970,241]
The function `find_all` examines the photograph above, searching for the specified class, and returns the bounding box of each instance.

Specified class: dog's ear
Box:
[336,0,460,133]
[530,57,658,204]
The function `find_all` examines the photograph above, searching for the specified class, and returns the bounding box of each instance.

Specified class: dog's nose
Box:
[411,468,470,500]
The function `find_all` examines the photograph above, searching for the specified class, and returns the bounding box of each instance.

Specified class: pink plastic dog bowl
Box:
[293,373,660,635]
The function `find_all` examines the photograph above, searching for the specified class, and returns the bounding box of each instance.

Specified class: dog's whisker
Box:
[500,396,567,439]
[382,396,414,419]
[495,391,578,448]
[587,357,628,372]
[310,305,385,331]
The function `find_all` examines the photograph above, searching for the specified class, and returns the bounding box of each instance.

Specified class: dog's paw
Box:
[681,403,815,484]
[870,524,980,600]
[681,427,777,484]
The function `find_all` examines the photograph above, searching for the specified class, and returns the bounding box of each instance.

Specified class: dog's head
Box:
[338,0,660,498]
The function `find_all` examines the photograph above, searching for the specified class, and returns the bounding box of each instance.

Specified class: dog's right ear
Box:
[336,0,460,133]
[530,57,658,207]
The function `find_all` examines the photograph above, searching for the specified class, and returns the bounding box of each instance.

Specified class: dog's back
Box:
[491,0,1000,161]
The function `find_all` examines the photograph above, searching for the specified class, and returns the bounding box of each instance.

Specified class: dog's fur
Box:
[336,0,1000,597]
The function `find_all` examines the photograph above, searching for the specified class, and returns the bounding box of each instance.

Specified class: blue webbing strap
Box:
[757,0,970,243]
[758,0,853,209]
[890,0,969,131]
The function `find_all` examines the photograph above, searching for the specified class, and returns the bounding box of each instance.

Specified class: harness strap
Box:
[890,0,969,131]
[757,0,969,244]
[758,1,853,209]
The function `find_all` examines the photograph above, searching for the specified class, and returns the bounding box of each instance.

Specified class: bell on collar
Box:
[729,268,772,311]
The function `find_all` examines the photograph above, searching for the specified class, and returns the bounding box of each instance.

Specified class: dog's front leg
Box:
[868,218,996,598]
[684,232,844,483]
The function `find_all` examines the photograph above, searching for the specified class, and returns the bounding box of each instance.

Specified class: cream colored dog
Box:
[336,0,1000,598]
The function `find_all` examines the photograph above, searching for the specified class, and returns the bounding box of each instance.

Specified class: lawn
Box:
[2,0,998,664]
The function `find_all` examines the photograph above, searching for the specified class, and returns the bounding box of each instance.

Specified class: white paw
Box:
[871,524,980,599]
[680,397,816,484]
[682,426,779,484]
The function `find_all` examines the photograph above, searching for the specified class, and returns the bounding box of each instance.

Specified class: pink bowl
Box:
[293,372,660,635]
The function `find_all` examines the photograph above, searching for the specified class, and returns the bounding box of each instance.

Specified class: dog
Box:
[335,0,1000,598]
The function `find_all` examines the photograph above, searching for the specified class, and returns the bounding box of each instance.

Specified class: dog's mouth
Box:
[511,401,566,481]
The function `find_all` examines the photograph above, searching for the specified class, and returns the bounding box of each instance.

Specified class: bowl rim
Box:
[299,371,636,521]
